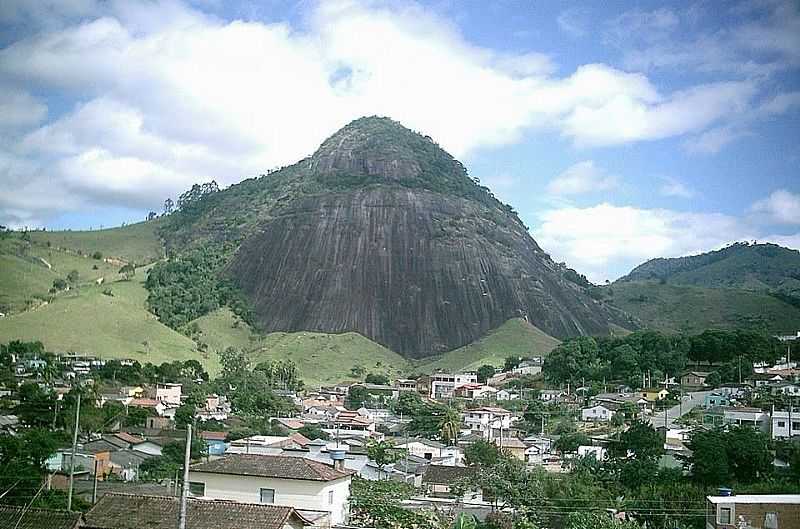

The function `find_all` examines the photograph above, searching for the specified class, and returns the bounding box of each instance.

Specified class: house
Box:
[512,358,543,376]
[641,388,669,402]
[395,378,418,392]
[771,411,800,439]
[581,403,618,422]
[396,438,460,465]
[577,445,608,461]
[324,411,375,437]
[539,389,565,402]
[108,449,153,481]
[453,384,497,400]
[421,465,478,500]
[155,383,182,406]
[188,454,353,526]
[201,431,228,455]
[429,373,478,399]
[524,439,551,465]
[487,372,512,386]
[704,392,730,408]
[462,407,513,440]
[706,406,770,432]
[495,389,519,401]
[228,434,313,455]
[772,383,800,396]
[681,371,711,389]
[494,437,526,460]
[706,493,800,529]
[747,373,785,387]
[83,492,313,529]
[0,505,81,529]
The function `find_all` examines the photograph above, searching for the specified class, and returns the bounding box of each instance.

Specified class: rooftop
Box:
[190,454,354,481]
[0,505,81,529]
[707,494,800,504]
[422,465,476,485]
[82,493,311,529]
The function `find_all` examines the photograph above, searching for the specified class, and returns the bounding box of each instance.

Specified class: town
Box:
[0,329,798,528]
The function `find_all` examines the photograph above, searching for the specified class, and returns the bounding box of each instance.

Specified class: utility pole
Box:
[67,392,81,511]
[92,459,99,504]
[178,424,192,529]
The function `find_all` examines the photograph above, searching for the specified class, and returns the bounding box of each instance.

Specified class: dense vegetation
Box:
[544,329,782,386]
[145,245,253,329]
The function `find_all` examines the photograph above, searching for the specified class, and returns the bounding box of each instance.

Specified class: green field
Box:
[28,220,164,265]
[606,281,800,334]
[0,265,207,369]
[417,318,560,373]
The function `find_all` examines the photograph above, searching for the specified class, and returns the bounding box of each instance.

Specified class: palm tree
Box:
[439,406,461,446]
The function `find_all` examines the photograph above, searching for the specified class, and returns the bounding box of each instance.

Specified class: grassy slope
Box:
[0,265,209,371]
[28,220,164,265]
[607,281,800,334]
[416,318,560,373]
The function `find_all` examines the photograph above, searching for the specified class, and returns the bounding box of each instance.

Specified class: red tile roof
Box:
[190,454,354,482]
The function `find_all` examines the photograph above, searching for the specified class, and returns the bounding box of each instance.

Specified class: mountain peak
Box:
[308,116,467,186]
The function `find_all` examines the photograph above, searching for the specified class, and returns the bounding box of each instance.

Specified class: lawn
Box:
[28,220,164,265]
[417,318,560,373]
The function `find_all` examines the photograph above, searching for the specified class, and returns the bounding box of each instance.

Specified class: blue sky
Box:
[0,0,798,281]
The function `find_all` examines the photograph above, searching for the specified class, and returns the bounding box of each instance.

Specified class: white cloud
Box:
[0,0,791,225]
[547,161,618,195]
[534,203,758,282]
[752,189,800,225]
[659,178,695,199]
[0,89,47,130]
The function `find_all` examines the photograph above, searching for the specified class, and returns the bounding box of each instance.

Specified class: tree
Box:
[438,406,461,446]
[364,373,390,385]
[346,385,370,409]
[297,424,330,441]
[147,211,157,221]
[610,420,663,461]
[366,438,402,479]
[92,251,103,260]
[705,371,721,388]
[504,356,523,372]
[566,513,643,529]
[553,432,590,454]
[119,263,136,280]
[685,429,731,485]
[464,439,500,467]
[163,198,174,214]
[52,278,67,291]
[476,364,496,384]
[175,403,196,428]
[67,270,79,283]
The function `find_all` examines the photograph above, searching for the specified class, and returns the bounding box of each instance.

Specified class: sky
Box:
[0,0,798,282]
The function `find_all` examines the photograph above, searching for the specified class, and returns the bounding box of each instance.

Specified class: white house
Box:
[495,389,519,401]
[512,358,542,376]
[581,403,618,422]
[155,383,182,406]
[771,411,800,439]
[462,407,514,440]
[395,438,460,465]
[539,389,565,402]
[430,373,478,399]
[189,454,353,527]
[577,445,608,461]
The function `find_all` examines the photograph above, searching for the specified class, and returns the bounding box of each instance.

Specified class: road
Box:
[646,391,711,429]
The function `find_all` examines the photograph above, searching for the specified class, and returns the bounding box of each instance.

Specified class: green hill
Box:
[417,318,560,373]
[605,280,800,334]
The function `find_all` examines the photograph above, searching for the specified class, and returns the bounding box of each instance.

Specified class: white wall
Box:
[188,471,350,526]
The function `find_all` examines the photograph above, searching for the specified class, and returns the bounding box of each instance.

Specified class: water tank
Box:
[718,487,733,497]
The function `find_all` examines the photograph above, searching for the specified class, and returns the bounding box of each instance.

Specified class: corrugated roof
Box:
[0,506,81,529]
[83,493,311,529]
[422,465,476,484]
[190,454,354,481]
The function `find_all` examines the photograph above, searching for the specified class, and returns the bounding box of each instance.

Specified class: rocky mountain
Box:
[161,117,630,358]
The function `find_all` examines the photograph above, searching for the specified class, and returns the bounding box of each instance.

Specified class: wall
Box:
[188,471,350,526]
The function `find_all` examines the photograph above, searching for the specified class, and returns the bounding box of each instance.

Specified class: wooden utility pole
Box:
[67,392,81,511]
[178,424,192,529]
[92,459,99,504]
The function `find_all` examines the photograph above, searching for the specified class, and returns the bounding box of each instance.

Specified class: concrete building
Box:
[155,383,182,406]
[706,494,800,529]
[581,403,618,422]
[462,407,513,440]
[771,411,800,439]
[430,373,478,399]
[189,454,353,527]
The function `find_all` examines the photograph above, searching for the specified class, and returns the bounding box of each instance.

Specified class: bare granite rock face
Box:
[165,116,631,357]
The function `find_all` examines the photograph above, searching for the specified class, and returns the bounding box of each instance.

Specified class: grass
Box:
[248,331,412,388]
[0,239,58,313]
[27,220,164,265]
[0,266,209,371]
[606,281,800,334]
[416,318,560,373]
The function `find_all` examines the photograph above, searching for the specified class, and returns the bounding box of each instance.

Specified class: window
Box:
[260,488,275,504]
[778,421,786,428]
[764,512,778,529]
[188,482,205,497]
[328,490,334,505]
[718,506,732,525]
